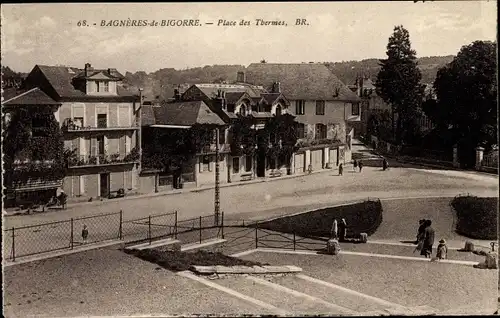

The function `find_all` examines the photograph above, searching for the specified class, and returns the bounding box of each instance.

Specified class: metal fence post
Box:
[148,215,152,245]
[174,211,178,239]
[293,231,296,251]
[255,222,258,249]
[221,211,225,239]
[119,210,123,240]
[11,227,15,262]
[70,218,74,250]
[199,216,202,244]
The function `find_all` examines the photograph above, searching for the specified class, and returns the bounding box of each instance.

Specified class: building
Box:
[181,82,293,182]
[2,88,64,207]
[140,99,226,191]
[244,62,361,170]
[19,63,141,200]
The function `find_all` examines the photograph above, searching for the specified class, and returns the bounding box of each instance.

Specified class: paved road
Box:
[3,141,497,258]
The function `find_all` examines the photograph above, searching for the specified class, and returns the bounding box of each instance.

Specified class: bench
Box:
[240,173,253,181]
[108,188,125,199]
[269,170,282,178]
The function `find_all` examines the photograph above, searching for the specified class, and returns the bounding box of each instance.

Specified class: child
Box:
[353,160,358,171]
[436,239,448,260]
[82,225,89,244]
[338,163,343,176]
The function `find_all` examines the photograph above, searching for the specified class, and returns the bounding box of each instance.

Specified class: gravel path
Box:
[3,248,267,317]
[239,251,498,314]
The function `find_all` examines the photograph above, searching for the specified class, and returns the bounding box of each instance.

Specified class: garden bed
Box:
[451,196,498,240]
[123,249,269,272]
[256,199,383,238]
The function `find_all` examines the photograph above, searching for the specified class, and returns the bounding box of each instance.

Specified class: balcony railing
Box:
[62,118,139,132]
[200,143,230,154]
[68,152,140,168]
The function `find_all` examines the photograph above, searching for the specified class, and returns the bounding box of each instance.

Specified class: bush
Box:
[451,196,498,240]
[257,199,383,238]
[124,249,268,272]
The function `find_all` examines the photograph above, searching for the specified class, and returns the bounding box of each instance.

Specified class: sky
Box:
[1,1,497,74]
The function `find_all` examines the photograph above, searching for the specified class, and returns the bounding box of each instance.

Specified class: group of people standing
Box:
[414,219,448,260]
[330,218,348,241]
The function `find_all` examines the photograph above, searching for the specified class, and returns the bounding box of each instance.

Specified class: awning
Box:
[13,182,62,192]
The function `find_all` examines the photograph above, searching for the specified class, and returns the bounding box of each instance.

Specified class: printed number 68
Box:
[77,20,87,27]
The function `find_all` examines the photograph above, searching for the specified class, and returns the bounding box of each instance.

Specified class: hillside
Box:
[325,55,455,86]
[123,56,454,100]
[2,56,454,99]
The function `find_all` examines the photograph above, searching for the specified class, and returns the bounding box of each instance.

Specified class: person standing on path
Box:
[382,158,388,171]
[338,163,343,176]
[339,218,347,242]
[82,224,89,244]
[353,160,358,172]
[358,161,363,172]
[421,220,435,258]
[330,219,338,240]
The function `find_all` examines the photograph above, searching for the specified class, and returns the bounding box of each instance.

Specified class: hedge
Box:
[257,199,383,238]
[451,196,498,240]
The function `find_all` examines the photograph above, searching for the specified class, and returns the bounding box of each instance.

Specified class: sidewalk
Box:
[4,165,349,217]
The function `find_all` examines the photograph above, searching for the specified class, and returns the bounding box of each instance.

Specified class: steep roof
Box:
[34,65,136,98]
[152,100,225,126]
[245,63,360,102]
[192,83,265,99]
[3,88,60,106]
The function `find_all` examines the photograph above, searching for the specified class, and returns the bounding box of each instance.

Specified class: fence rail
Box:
[3,210,225,262]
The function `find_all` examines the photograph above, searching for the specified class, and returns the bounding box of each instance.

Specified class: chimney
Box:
[174,89,181,101]
[84,63,93,77]
[273,82,281,93]
[237,71,246,83]
[215,90,226,110]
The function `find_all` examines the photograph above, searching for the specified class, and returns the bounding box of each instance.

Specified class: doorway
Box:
[257,151,266,177]
[100,173,110,198]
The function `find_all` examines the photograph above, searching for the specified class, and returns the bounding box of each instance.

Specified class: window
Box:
[275,104,282,116]
[239,105,246,116]
[315,123,327,140]
[97,114,107,128]
[352,103,360,116]
[201,155,211,172]
[295,100,305,115]
[316,100,325,115]
[297,123,306,139]
[96,81,109,93]
[245,155,252,172]
[232,157,240,174]
[97,136,105,155]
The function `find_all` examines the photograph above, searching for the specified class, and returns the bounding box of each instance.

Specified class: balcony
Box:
[199,143,230,154]
[68,151,140,168]
[62,118,139,133]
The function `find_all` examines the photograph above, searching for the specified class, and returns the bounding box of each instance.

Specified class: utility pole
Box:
[214,127,220,225]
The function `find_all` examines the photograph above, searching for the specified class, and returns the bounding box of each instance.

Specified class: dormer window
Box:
[239,105,246,116]
[96,81,109,92]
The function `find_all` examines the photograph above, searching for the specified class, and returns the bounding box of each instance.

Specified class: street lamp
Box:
[214,127,220,225]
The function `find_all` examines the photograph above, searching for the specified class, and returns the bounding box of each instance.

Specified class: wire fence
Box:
[2,210,226,262]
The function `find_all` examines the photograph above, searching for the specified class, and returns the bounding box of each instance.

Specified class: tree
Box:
[375,25,425,145]
[423,40,497,167]
[2,106,65,189]
[230,116,257,156]
[262,113,299,170]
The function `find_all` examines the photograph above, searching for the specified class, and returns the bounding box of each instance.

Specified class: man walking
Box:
[338,163,343,176]
[421,220,435,258]
[358,160,363,172]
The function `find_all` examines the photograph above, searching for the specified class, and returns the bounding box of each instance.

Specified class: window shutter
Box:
[90,138,97,156]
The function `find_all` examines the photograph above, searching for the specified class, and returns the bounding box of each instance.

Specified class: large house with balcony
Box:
[244,63,361,172]
[18,63,141,200]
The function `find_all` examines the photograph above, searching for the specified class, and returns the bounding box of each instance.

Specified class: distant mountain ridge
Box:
[3,56,455,100]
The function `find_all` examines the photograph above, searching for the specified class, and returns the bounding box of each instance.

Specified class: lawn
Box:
[451,196,498,240]
[256,199,383,238]
[124,249,269,272]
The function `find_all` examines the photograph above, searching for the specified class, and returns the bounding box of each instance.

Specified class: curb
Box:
[190,264,302,275]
